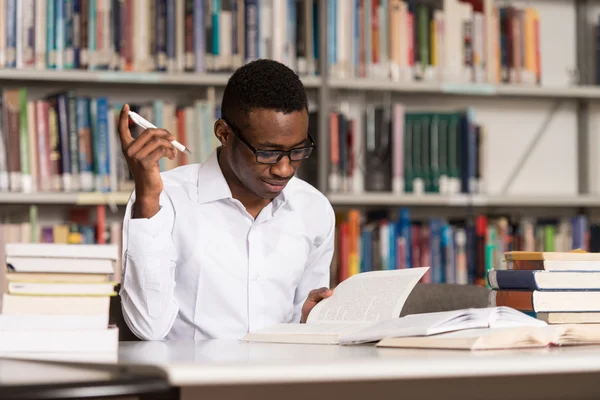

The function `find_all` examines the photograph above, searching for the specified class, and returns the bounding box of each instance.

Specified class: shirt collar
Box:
[196,148,296,212]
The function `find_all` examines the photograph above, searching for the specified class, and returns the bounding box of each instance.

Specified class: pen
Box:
[128,110,192,156]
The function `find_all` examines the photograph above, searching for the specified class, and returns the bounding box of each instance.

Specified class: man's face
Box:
[228,108,310,200]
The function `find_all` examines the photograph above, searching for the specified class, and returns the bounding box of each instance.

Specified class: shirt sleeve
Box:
[119,190,179,340]
[291,204,335,322]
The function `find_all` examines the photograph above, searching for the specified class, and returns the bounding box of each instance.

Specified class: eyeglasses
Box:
[221,117,316,165]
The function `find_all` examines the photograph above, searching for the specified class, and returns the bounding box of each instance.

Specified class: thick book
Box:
[537,312,600,324]
[504,250,600,271]
[5,243,118,274]
[242,267,429,345]
[376,324,600,350]
[0,327,119,353]
[490,289,600,312]
[488,269,600,290]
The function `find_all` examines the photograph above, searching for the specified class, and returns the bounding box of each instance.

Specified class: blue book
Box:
[489,269,600,291]
[76,97,94,191]
[93,97,110,192]
[6,0,16,68]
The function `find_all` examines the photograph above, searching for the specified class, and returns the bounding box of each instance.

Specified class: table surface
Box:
[7,340,600,386]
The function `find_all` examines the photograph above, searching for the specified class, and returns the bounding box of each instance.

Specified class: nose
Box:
[270,155,295,179]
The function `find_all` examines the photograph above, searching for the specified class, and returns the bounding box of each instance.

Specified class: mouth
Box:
[261,179,288,192]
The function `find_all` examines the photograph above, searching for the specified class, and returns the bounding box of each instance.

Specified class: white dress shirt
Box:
[119,149,335,341]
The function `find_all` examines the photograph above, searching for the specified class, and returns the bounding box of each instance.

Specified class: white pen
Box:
[128,110,192,156]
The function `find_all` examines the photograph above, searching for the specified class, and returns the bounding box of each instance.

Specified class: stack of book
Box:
[0,243,119,353]
[488,250,600,324]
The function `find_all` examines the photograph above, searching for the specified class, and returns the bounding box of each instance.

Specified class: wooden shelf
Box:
[0,69,596,99]
[0,69,323,88]
[0,192,131,206]
[327,193,600,207]
[2,191,599,208]
[328,78,600,99]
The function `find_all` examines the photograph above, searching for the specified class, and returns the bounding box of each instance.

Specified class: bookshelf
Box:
[1,0,599,288]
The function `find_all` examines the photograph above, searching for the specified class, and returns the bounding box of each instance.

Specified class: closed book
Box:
[2,294,110,315]
[490,290,600,312]
[488,270,600,290]
[504,250,600,271]
[0,327,118,353]
[7,281,116,296]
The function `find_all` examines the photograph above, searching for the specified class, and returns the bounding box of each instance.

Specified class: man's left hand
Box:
[301,287,333,323]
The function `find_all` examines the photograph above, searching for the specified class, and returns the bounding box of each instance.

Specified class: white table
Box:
[7,340,600,400]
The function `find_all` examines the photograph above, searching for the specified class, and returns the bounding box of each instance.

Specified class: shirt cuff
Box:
[126,204,173,257]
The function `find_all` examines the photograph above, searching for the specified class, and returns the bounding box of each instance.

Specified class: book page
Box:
[307,267,428,324]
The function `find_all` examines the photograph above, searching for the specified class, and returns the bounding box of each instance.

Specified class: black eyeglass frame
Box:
[221,117,316,165]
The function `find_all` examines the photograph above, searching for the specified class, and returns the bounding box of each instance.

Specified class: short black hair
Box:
[221,59,308,128]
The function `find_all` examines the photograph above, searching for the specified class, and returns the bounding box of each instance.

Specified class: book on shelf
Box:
[0,242,119,353]
[0,0,319,77]
[488,250,600,324]
[328,0,542,86]
[242,267,549,346]
[332,208,594,288]
[328,104,486,197]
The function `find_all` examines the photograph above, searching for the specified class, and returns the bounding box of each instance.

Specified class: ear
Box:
[214,119,231,146]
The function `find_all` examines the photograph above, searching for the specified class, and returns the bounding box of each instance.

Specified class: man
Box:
[117,59,335,341]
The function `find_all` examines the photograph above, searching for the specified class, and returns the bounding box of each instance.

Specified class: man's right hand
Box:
[118,104,176,219]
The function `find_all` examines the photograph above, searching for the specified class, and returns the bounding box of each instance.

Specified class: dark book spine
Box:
[67,91,80,190]
[488,270,538,290]
[185,0,195,71]
[156,0,167,71]
[245,0,259,62]
[80,0,88,69]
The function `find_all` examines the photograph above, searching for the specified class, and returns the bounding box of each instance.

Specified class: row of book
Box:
[1,0,319,76]
[329,0,542,85]
[331,208,592,288]
[0,86,320,194]
[3,0,551,87]
[0,88,220,194]
[0,242,119,353]
[329,103,485,195]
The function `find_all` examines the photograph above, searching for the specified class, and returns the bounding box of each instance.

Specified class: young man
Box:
[117,59,335,341]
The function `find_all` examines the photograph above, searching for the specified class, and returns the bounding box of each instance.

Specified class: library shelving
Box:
[1,0,599,288]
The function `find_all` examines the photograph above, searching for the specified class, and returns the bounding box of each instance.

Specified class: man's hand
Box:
[118,104,176,219]
[301,287,333,323]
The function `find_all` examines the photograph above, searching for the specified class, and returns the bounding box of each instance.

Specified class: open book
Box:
[376,324,600,350]
[241,267,429,345]
[242,267,549,345]
[337,305,547,345]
